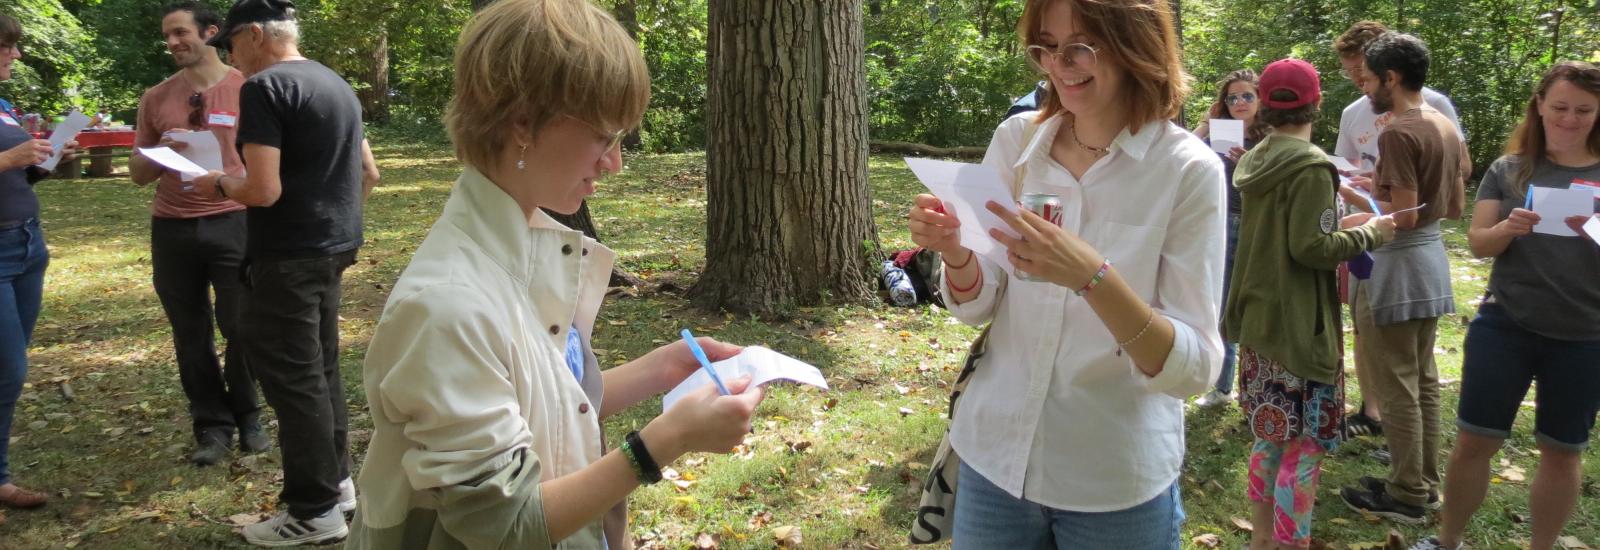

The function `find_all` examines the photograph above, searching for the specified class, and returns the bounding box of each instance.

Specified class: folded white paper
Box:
[1327,154,1360,174]
[40,111,91,171]
[662,346,829,412]
[1208,119,1244,154]
[903,157,1021,275]
[169,131,224,174]
[1531,187,1595,237]
[138,146,208,181]
[1584,216,1600,244]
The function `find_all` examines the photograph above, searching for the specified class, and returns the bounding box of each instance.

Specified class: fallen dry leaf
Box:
[772,525,803,547]
[693,532,719,549]
[227,513,261,526]
[1190,533,1220,548]
[1230,516,1253,532]
[1558,536,1593,550]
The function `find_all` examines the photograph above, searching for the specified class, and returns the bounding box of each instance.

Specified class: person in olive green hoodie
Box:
[1225,59,1397,550]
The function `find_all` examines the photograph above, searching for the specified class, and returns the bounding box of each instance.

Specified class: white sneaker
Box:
[338,477,357,514]
[1195,389,1234,409]
[241,508,348,547]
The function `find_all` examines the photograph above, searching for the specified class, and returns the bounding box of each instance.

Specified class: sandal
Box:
[1345,408,1383,438]
[0,483,49,509]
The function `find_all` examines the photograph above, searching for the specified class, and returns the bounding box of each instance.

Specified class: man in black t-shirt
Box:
[193,0,379,545]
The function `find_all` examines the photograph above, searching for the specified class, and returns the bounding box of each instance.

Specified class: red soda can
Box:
[1017,192,1062,281]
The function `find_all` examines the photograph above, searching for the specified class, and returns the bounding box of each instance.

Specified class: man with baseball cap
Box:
[193,0,379,545]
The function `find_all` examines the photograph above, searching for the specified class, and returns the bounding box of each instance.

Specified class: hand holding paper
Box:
[904,157,1021,274]
[1208,119,1244,154]
[137,146,209,181]
[1529,187,1594,237]
[663,346,829,413]
[39,111,91,171]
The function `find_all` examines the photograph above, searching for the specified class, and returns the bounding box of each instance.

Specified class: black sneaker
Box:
[1369,446,1393,465]
[1341,484,1426,524]
[240,424,271,454]
[1345,408,1384,438]
[192,436,230,466]
[1358,476,1440,510]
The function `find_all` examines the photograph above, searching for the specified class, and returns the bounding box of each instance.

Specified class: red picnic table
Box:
[39,129,137,179]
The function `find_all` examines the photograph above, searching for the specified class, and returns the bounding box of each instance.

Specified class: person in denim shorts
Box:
[1410,61,1600,550]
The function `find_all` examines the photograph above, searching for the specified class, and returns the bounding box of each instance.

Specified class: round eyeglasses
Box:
[1026,43,1098,72]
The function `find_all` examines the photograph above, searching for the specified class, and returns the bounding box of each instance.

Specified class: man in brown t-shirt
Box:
[1339,31,1469,525]
[128,1,263,467]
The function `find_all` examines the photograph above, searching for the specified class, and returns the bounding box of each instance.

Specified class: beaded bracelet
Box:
[1075,259,1112,296]
[1115,307,1158,357]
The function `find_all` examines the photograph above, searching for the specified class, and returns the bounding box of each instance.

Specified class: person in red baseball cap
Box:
[1224,57,1397,550]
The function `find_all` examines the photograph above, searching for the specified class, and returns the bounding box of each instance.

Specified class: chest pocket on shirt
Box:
[1096,222,1163,301]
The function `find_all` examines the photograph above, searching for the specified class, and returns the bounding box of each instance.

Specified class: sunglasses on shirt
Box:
[188,92,206,129]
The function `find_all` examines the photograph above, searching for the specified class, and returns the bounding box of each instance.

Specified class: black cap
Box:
[207,0,296,52]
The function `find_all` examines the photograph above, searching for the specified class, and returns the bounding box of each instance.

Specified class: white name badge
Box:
[207,111,238,128]
[0,114,18,127]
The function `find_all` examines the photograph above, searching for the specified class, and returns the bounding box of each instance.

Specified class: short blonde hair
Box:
[446,0,649,171]
[1019,0,1189,132]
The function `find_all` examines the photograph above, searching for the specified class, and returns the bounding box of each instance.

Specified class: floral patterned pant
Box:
[1248,436,1325,548]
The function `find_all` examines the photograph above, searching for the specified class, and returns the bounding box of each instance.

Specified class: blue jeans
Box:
[952,462,1184,549]
[1217,212,1241,393]
[0,219,48,485]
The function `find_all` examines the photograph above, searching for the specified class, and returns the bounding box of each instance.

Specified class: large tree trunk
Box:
[357,29,389,124]
[691,0,880,314]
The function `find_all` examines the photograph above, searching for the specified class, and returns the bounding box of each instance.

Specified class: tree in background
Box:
[0,0,98,115]
[691,0,880,314]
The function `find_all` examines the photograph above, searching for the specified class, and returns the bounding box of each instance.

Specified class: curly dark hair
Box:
[1364,32,1430,92]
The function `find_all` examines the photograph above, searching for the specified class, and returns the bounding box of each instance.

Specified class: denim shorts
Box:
[1456,302,1600,451]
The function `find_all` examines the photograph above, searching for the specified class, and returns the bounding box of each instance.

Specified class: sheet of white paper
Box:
[168,131,224,174]
[39,111,92,171]
[903,157,1020,275]
[1327,154,1360,174]
[1584,216,1600,244]
[662,346,829,412]
[137,146,208,181]
[1208,119,1244,154]
[1531,187,1594,237]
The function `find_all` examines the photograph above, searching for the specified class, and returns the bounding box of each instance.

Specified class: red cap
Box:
[1258,58,1322,109]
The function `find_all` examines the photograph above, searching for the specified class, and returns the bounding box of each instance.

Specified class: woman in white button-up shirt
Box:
[908,0,1225,547]
[350,2,765,549]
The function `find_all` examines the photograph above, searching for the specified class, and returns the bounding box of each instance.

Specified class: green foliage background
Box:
[1,0,1598,169]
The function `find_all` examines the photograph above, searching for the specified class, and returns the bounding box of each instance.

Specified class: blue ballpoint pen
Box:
[681,328,731,395]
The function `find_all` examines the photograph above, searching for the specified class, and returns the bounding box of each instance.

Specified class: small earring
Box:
[516,144,527,171]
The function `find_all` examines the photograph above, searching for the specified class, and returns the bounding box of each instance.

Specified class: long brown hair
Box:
[1018,0,1189,134]
[1504,61,1600,196]
[1202,69,1270,142]
[0,14,20,47]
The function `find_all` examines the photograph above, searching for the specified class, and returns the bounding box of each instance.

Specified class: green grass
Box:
[0,143,1594,549]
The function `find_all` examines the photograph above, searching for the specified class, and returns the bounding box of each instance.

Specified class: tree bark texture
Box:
[357,29,390,123]
[692,0,881,314]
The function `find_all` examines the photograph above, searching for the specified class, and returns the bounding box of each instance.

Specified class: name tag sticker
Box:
[207,111,238,128]
[0,114,17,127]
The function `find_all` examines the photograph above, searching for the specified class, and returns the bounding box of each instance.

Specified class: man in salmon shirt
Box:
[128,0,264,467]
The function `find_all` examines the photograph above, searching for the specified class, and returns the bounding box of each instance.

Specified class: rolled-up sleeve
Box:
[1132,153,1226,398]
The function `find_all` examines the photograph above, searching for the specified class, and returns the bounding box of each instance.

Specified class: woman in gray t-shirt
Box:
[1414,61,1600,550]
